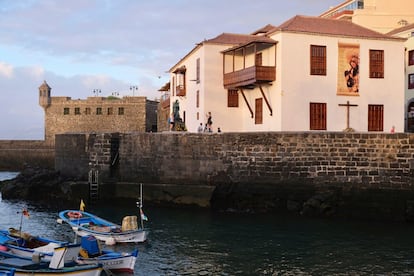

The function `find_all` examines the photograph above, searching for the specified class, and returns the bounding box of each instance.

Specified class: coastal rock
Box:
[0,166,75,206]
[301,191,338,217]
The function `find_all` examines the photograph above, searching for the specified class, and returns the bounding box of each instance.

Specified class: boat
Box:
[57,210,147,244]
[58,184,148,245]
[0,229,137,274]
[0,268,15,276]
[0,243,103,276]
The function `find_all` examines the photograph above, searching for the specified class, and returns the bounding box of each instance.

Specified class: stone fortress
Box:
[38,81,158,145]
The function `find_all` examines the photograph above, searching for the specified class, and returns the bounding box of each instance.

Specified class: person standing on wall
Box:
[206,112,213,132]
[169,112,175,131]
[197,123,204,133]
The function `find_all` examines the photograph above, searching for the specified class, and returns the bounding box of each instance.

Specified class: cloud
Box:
[0,0,341,139]
[0,62,14,78]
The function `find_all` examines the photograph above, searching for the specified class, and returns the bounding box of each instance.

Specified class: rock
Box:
[301,190,338,217]
[0,166,74,206]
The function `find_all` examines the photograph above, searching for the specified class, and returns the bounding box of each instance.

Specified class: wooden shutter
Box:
[368,105,384,131]
[228,89,239,107]
[255,98,263,124]
[310,45,326,75]
[369,50,384,78]
[310,103,327,130]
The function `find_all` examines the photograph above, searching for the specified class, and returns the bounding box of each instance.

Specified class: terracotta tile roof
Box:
[158,82,170,92]
[204,33,264,45]
[221,36,277,53]
[169,33,258,72]
[251,24,277,35]
[267,15,404,41]
[386,23,414,36]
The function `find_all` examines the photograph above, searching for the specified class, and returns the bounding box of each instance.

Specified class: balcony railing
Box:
[224,65,276,88]
[176,85,186,97]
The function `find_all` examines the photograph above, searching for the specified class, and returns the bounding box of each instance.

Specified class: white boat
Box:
[0,229,137,274]
[58,210,147,244]
[0,243,103,276]
[58,184,149,245]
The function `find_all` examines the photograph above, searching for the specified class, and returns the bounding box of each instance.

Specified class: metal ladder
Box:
[88,169,99,204]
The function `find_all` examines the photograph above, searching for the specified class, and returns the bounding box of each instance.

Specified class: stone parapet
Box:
[55,132,414,189]
[0,140,54,170]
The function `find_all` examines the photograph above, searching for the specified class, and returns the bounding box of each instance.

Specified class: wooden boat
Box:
[0,243,103,276]
[58,185,148,245]
[0,268,15,276]
[0,229,137,274]
[57,210,147,244]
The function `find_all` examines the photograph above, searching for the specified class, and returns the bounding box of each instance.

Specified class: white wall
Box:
[170,30,405,133]
[272,32,405,132]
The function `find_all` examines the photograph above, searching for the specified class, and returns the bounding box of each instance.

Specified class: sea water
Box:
[1,171,414,275]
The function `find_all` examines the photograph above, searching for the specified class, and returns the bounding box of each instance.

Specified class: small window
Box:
[107,107,113,115]
[369,50,384,78]
[85,107,91,115]
[409,74,414,89]
[74,107,81,115]
[118,107,124,115]
[409,50,414,66]
[63,108,70,115]
[96,107,102,115]
[196,90,199,108]
[228,89,239,107]
[196,58,200,83]
[310,45,327,75]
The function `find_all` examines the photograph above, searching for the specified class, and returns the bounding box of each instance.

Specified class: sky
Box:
[0,0,341,140]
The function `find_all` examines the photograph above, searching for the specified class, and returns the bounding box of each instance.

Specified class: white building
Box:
[168,15,406,133]
[320,0,414,34]
[387,24,414,131]
[319,0,414,132]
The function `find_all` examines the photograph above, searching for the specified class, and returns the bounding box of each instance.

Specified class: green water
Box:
[1,172,414,275]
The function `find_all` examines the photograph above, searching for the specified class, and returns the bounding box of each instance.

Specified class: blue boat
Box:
[58,187,149,245]
[0,229,137,274]
[58,210,148,244]
[0,268,14,276]
[0,243,103,276]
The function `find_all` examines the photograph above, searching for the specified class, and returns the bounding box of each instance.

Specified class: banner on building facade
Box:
[338,44,360,95]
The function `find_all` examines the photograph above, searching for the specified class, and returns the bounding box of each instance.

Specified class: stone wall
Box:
[43,96,157,144]
[53,132,414,220]
[55,131,414,187]
[0,140,54,170]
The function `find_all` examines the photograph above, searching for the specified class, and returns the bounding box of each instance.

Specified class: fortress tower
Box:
[39,80,51,110]
[37,81,158,145]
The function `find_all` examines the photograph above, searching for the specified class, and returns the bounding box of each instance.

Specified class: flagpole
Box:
[18,210,24,234]
[139,183,144,230]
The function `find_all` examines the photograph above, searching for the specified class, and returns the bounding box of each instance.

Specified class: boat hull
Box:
[11,266,102,276]
[59,210,148,244]
[77,252,136,274]
[0,258,102,276]
[72,227,147,244]
[0,230,137,274]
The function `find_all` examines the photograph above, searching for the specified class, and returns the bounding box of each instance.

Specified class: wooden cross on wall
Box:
[338,101,358,130]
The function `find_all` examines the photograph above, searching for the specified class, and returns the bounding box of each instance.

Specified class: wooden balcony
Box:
[224,65,276,89]
[176,85,186,97]
[161,95,170,109]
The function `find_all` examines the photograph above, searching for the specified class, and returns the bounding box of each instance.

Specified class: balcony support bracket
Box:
[240,88,254,118]
[259,85,273,116]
